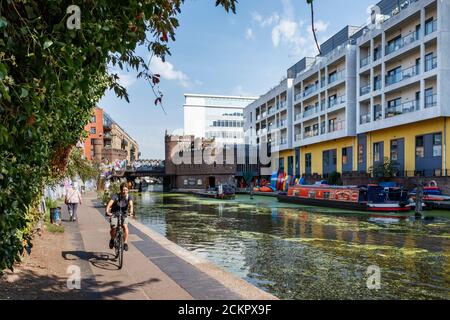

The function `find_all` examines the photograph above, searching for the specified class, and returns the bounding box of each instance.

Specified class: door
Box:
[342,147,353,173]
[305,153,312,175]
[208,176,216,189]
[373,141,384,167]
[390,139,404,176]
[322,149,337,177]
[287,156,294,176]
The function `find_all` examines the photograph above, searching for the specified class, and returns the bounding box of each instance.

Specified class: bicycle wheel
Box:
[117,233,124,270]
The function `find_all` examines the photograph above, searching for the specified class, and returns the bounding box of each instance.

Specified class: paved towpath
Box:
[60,192,276,300]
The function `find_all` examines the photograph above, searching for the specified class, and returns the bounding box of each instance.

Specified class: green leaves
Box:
[43,40,53,49]
[19,88,29,98]
[0,17,7,29]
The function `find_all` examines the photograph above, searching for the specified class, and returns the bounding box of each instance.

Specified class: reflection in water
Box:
[133,193,450,299]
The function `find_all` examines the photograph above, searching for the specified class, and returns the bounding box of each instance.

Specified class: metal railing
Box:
[294,113,302,121]
[277,101,287,109]
[374,105,382,121]
[328,95,346,108]
[425,94,437,108]
[279,119,287,127]
[360,113,371,124]
[425,56,437,72]
[385,100,419,118]
[385,29,420,55]
[360,84,371,96]
[280,138,287,145]
[304,127,319,138]
[385,64,420,86]
[295,133,302,141]
[294,92,302,101]
[303,84,318,98]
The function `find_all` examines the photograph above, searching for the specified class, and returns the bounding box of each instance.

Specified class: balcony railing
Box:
[328,69,346,85]
[425,56,437,72]
[373,47,381,61]
[328,95,346,109]
[385,64,420,86]
[303,106,318,118]
[385,100,419,118]
[320,122,326,135]
[328,120,345,133]
[294,113,302,121]
[277,101,287,109]
[374,105,382,121]
[295,133,302,141]
[360,113,371,124]
[279,119,287,127]
[267,108,275,116]
[374,78,382,91]
[385,30,420,55]
[304,128,319,138]
[295,93,302,101]
[256,114,261,120]
[280,138,287,145]
[425,19,437,36]
[360,84,370,96]
[261,112,267,118]
[360,54,370,68]
[425,94,437,108]
[320,77,326,88]
[303,84,318,98]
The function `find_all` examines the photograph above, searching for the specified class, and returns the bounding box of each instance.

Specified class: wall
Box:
[83,108,104,160]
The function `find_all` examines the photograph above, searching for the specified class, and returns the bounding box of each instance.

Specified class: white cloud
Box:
[252,0,330,58]
[149,56,199,88]
[245,28,254,40]
[116,73,137,89]
[232,85,256,97]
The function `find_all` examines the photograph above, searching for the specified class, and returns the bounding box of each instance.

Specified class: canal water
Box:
[133,193,450,299]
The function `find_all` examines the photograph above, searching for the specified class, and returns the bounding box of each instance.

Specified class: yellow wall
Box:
[275,149,295,174]
[363,118,448,172]
[299,137,357,175]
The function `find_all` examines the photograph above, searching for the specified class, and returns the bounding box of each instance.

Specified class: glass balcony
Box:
[279,119,287,127]
[277,100,287,109]
[385,100,419,118]
[256,114,261,120]
[294,93,302,101]
[320,77,326,88]
[385,64,420,86]
[267,108,275,116]
[268,124,274,132]
[294,113,302,121]
[303,106,318,118]
[280,138,287,145]
[425,19,437,36]
[261,128,267,134]
[303,84,318,98]
[385,30,420,56]
[328,95,346,109]
[425,56,437,72]
[360,55,370,68]
[328,120,345,133]
[261,111,267,118]
[373,47,381,61]
[320,100,326,111]
[374,78,382,91]
[320,122,326,134]
[360,113,371,124]
[295,133,302,141]
[425,94,437,108]
[328,69,346,85]
[360,84,371,96]
[304,128,319,138]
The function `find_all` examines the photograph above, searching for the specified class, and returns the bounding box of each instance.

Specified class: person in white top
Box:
[65,184,82,222]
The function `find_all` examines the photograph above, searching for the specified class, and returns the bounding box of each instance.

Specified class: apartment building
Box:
[244,0,450,178]
[184,94,257,145]
[356,0,450,176]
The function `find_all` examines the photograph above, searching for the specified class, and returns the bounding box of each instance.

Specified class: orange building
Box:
[83,108,104,161]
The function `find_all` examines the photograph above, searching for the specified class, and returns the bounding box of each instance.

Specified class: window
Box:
[433,133,442,157]
[425,17,435,35]
[90,127,96,134]
[416,136,424,158]
[91,115,96,123]
[373,142,381,163]
[391,140,398,161]
[358,144,364,163]
[342,148,348,165]
[425,87,435,108]
[305,153,312,168]
[279,158,285,170]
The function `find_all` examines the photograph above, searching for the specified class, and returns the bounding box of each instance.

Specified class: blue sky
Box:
[99,0,376,159]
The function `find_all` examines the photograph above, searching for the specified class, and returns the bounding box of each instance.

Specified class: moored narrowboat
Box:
[277,184,411,212]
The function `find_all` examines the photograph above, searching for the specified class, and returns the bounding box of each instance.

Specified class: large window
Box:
[358,144,364,163]
[90,127,96,134]
[416,136,424,158]
[305,153,312,169]
[390,140,398,161]
[373,142,381,163]
[433,133,442,157]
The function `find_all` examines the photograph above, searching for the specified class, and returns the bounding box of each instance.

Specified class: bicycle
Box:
[112,206,127,270]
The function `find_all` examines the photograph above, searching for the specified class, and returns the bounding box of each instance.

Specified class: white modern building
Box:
[184,94,257,145]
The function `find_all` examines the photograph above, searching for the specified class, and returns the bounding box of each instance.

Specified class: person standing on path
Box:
[65,183,82,222]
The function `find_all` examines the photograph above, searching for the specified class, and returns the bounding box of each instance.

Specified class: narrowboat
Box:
[277,184,411,212]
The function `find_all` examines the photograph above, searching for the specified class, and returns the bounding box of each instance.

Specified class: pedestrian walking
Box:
[65,183,82,221]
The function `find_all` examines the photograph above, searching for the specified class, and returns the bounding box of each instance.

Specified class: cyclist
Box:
[105,182,134,251]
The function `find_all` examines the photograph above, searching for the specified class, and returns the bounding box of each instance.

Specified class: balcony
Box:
[328,120,345,133]
[261,111,267,118]
[385,30,420,56]
[303,84,318,98]
[425,94,437,108]
[374,105,382,121]
[303,106,318,118]
[277,100,287,109]
[373,47,381,61]
[360,84,371,96]
[267,108,275,116]
[425,56,437,72]
[425,19,437,36]
[295,133,302,141]
[267,124,274,133]
[294,113,302,121]
[320,77,326,88]
[328,69,346,86]
[294,93,302,101]
[360,113,371,124]
[304,128,319,138]
[385,64,419,87]
[279,119,287,128]
[385,100,419,118]
[374,78,382,91]
[280,138,287,146]
[328,95,346,109]
[360,55,370,68]
[256,114,261,121]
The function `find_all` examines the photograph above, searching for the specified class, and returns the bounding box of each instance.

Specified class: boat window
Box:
[323,192,330,199]
[308,191,316,199]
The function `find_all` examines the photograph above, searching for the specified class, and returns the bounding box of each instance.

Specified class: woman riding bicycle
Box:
[105,182,134,251]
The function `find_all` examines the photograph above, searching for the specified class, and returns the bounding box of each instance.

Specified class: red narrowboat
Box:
[277,184,411,212]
